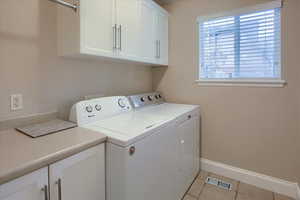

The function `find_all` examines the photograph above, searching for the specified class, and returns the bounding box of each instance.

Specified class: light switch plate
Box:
[11,94,23,111]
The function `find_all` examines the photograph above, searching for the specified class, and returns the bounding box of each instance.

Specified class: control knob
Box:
[118,98,126,108]
[86,105,93,113]
[140,97,146,102]
[95,104,102,111]
[148,96,153,101]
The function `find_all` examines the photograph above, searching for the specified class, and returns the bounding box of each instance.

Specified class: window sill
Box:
[195,79,287,88]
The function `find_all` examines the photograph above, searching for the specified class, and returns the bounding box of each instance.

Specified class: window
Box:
[197,2,284,87]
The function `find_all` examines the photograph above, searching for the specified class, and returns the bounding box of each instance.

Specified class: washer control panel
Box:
[129,92,164,108]
[70,96,132,126]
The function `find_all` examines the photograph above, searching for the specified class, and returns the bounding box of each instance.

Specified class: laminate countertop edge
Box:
[0,127,107,185]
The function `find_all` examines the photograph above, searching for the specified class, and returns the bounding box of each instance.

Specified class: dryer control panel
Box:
[129,92,164,109]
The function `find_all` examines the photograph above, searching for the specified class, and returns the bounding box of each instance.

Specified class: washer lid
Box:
[137,103,200,118]
[84,111,173,146]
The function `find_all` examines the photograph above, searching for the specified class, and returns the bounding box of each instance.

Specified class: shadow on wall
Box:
[0,0,44,120]
[0,0,153,122]
[152,66,168,90]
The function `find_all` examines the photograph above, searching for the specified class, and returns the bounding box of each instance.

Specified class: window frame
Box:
[196,0,286,87]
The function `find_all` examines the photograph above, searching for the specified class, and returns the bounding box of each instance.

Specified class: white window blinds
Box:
[199,7,281,80]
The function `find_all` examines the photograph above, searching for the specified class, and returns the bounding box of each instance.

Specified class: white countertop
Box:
[0,127,106,184]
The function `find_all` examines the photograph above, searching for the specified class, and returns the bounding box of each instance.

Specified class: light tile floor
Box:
[184,171,295,200]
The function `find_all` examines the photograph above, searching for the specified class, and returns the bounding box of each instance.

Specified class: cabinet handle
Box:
[41,185,49,200]
[113,24,117,49]
[117,25,122,51]
[156,40,159,58]
[113,25,115,49]
[56,179,62,200]
[156,40,158,58]
[158,40,161,58]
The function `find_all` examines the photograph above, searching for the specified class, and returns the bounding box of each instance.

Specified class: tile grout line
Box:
[234,181,241,200]
[184,172,208,200]
[197,180,208,200]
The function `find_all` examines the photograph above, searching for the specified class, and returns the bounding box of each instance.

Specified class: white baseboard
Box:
[201,158,299,199]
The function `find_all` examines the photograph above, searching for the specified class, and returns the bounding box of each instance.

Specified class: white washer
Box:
[69,94,200,200]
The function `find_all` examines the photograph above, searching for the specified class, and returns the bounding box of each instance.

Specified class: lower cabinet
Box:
[0,168,48,200]
[0,144,105,200]
[49,144,105,200]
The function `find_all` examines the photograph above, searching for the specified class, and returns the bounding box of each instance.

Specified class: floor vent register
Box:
[205,176,232,191]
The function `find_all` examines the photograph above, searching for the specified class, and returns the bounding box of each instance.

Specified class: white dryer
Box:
[129,93,201,198]
[70,96,180,200]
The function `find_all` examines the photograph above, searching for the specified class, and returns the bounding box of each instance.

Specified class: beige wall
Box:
[0,0,152,122]
[153,0,300,183]
[1,0,299,184]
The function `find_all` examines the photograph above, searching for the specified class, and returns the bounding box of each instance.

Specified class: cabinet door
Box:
[115,0,140,60]
[80,0,115,57]
[177,115,199,197]
[49,144,105,200]
[156,11,169,65]
[137,0,157,63]
[0,168,48,200]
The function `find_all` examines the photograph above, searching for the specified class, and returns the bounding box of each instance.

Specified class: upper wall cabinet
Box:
[155,9,169,65]
[138,0,157,63]
[138,0,169,65]
[58,0,169,66]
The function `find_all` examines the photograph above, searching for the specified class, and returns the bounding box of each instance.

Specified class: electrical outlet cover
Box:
[11,94,23,111]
